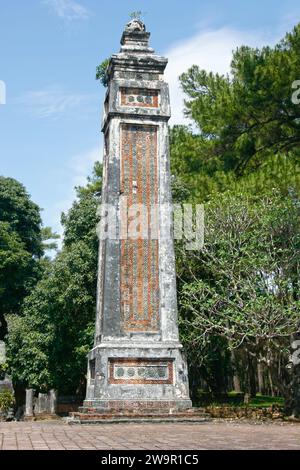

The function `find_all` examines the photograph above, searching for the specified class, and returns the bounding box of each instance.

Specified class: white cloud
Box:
[69,146,102,188]
[46,197,73,236]
[44,146,102,249]
[17,86,95,119]
[164,27,279,125]
[43,0,91,21]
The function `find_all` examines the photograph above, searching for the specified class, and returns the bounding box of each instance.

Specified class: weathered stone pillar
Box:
[285,333,300,418]
[49,389,57,415]
[83,18,192,413]
[25,389,35,418]
[0,341,6,366]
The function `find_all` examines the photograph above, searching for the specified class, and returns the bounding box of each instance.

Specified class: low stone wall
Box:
[56,396,83,415]
[205,405,284,420]
[0,378,13,393]
[24,391,85,419]
[24,389,57,420]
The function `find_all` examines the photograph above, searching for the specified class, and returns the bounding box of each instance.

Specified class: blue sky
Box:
[0,0,299,241]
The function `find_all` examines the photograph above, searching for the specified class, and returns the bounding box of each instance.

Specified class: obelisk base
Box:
[82,342,192,414]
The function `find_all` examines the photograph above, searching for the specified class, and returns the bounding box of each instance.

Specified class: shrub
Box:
[0,389,15,413]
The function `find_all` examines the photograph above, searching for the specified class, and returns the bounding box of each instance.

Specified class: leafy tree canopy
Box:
[179,24,300,176]
[96,59,109,87]
[0,177,44,339]
[178,190,300,401]
[0,177,42,256]
[6,165,102,394]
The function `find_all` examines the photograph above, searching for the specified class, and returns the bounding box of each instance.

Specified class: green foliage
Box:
[0,177,43,256]
[129,11,143,20]
[76,161,103,198]
[6,165,101,394]
[177,190,300,396]
[0,362,8,381]
[0,177,43,340]
[249,394,284,408]
[170,129,300,205]
[0,389,15,413]
[96,59,109,87]
[171,25,300,405]
[179,24,300,175]
[195,392,284,408]
[41,227,60,252]
[170,125,236,202]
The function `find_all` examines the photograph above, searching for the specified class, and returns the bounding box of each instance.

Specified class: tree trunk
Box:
[257,361,264,395]
[246,352,257,398]
[286,333,300,418]
[231,350,241,392]
[268,368,275,397]
[0,312,7,341]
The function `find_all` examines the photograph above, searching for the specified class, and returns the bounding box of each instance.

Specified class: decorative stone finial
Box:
[125,19,145,32]
[120,17,150,49]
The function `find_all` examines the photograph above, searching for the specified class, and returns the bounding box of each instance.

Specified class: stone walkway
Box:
[0,420,299,450]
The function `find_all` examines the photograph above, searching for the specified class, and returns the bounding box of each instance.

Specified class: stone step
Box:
[72,412,210,419]
[67,409,211,425]
[77,407,207,415]
[66,415,210,425]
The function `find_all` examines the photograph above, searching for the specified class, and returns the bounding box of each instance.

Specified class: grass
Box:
[248,394,284,408]
[196,391,284,408]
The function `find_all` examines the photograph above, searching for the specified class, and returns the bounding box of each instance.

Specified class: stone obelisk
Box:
[83,19,192,413]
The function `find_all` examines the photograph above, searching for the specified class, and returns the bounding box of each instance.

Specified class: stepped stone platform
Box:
[67,407,210,425]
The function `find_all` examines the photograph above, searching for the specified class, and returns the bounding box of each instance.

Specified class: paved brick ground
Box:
[0,420,299,450]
